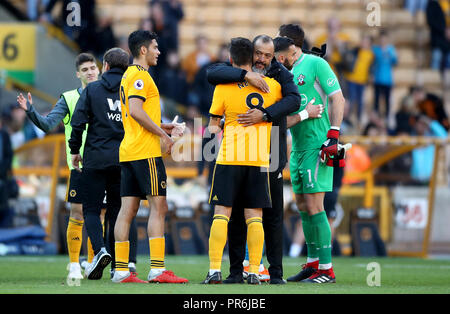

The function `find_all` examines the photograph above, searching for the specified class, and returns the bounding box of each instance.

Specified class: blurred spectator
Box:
[2,104,44,150]
[181,34,216,85]
[27,0,50,21]
[395,88,419,135]
[40,0,98,53]
[158,50,189,120]
[411,85,450,130]
[362,111,388,139]
[42,0,96,51]
[148,0,184,84]
[0,120,15,228]
[93,10,117,62]
[314,17,351,77]
[405,0,429,16]
[340,99,358,135]
[150,0,184,52]
[344,34,374,122]
[372,30,398,119]
[426,0,450,70]
[188,44,229,121]
[410,114,448,183]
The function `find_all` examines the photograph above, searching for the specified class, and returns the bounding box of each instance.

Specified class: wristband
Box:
[299,110,309,121]
[327,128,340,139]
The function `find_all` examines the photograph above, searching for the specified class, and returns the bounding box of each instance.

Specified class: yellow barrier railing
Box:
[340,135,450,258]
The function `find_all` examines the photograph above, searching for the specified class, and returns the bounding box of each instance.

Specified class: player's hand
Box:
[320,128,340,161]
[71,154,82,172]
[305,98,324,119]
[162,134,174,155]
[237,109,264,127]
[17,92,32,111]
[245,72,270,93]
[323,143,352,168]
[171,115,186,139]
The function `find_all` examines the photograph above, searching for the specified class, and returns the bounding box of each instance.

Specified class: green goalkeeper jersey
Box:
[290,53,341,151]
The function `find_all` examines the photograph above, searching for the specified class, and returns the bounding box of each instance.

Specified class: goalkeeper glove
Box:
[324,143,352,168]
[320,127,340,161]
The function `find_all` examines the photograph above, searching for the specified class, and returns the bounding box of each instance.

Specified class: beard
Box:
[252,62,270,75]
[283,60,293,71]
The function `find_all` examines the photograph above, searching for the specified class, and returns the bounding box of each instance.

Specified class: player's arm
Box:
[328,91,345,130]
[206,62,269,93]
[262,65,301,121]
[17,92,69,133]
[317,58,345,159]
[69,88,90,171]
[237,65,301,126]
[129,97,174,154]
[286,98,324,128]
[208,86,225,134]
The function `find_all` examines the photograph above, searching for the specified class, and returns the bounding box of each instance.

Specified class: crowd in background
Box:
[3,0,449,187]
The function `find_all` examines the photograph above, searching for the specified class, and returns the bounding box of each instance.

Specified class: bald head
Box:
[252,35,274,74]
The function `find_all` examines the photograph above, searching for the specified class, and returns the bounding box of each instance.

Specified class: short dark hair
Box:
[75,53,96,70]
[128,30,158,58]
[103,48,130,71]
[274,36,295,53]
[229,37,253,66]
[278,24,305,48]
[252,34,273,45]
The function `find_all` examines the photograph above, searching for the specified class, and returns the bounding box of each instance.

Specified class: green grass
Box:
[0,255,449,294]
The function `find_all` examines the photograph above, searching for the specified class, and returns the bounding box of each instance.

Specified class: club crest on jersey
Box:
[134,79,144,90]
[297,74,305,86]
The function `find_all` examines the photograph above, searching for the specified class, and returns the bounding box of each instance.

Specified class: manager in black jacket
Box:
[69,47,129,280]
[207,35,301,284]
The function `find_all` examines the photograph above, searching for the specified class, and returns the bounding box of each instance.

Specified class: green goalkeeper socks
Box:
[310,211,332,267]
[300,211,318,259]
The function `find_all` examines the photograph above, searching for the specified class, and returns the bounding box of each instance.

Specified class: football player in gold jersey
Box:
[112,30,187,284]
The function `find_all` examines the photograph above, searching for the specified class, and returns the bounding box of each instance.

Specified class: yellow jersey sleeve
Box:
[209,86,226,117]
[127,70,153,101]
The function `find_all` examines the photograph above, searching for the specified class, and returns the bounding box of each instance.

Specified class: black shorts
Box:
[120,157,167,199]
[208,164,271,209]
[66,169,83,204]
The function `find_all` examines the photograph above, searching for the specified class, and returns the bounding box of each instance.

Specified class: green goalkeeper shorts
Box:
[289,149,333,194]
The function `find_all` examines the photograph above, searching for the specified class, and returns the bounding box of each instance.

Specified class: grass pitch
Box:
[0,255,449,294]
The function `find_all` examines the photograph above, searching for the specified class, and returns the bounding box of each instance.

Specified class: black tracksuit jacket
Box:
[69,68,125,169]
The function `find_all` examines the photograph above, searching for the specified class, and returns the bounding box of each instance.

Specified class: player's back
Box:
[209,76,282,167]
[119,64,162,162]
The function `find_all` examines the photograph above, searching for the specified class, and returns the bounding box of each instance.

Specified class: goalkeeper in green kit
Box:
[280,24,346,283]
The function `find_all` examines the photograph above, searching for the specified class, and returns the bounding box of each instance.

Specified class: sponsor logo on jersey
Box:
[327,78,336,87]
